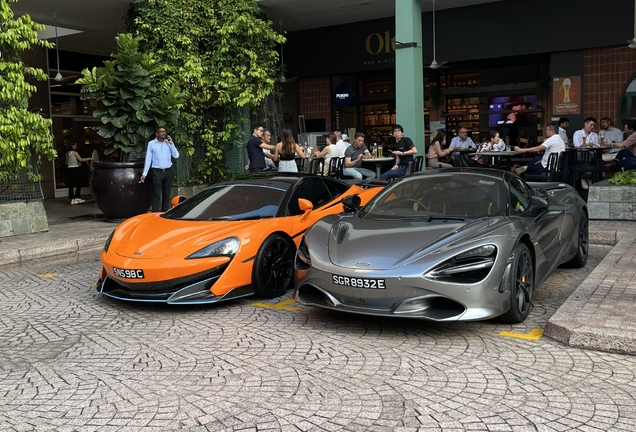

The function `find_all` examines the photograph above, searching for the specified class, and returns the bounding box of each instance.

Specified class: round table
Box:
[362,157,394,178]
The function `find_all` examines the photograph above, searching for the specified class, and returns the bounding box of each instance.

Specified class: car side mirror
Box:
[298,198,313,223]
[171,195,188,207]
[341,194,361,213]
[531,196,549,212]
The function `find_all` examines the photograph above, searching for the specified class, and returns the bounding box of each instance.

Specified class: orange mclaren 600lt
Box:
[97,173,383,304]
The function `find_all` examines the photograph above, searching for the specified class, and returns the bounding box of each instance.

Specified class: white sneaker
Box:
[587,179,593,187]
[581,179,589,190]
[71,198,78,205]
[513,165,527,175]
[75,198,85,204]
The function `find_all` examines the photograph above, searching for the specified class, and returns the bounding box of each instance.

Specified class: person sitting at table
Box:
[343,132,375,180]
[573,117,599,147]
[274,128,305,172]
[470,130,505,167]
[513,123,565,176]
[599,117,624,162]
[313,132,340,175]
[602,119,636,179]
[380,124,417,181]
[449,128,477,155]
[427,131,453,168]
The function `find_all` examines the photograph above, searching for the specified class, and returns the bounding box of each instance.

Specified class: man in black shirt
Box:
[246,124,276,173]
[380,124,417,181]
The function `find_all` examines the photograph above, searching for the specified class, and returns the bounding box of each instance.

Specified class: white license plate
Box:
[113,267,145,279]
[332,274,386,289]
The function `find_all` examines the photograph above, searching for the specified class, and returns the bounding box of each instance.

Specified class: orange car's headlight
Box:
[104,230,115,252]
[186,237,240,259]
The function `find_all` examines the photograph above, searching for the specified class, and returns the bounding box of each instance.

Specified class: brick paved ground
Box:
[2,246,636,431]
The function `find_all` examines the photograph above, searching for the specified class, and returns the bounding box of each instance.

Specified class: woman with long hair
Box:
[313,132,339,175]
[274,129,305,172]
[66,142,92,204]
[470,130,505,167]
[427,131,452,168]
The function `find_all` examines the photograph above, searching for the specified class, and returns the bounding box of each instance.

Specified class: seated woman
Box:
[427,131,453,168]
[274,128,306,172]
[313,132,339,175]
[470,130,505,167]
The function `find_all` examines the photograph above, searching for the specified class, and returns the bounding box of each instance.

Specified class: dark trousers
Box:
[615,149,636,171]
[249,168,263,173]
[380,165,407,181]
[151,167,174,212]
[526,156,545,175]
[67,167,82,199]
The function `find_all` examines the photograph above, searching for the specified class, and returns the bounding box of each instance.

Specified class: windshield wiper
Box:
[428,216,466,221]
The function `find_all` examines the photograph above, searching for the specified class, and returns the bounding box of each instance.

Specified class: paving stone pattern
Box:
[2,247,636,431]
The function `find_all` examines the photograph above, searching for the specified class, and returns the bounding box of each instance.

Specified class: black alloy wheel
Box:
[502,243,534,323]
[567,212,589,268]
[252,234,295,298]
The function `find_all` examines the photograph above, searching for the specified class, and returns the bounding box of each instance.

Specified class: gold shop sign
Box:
[365,31,396,55]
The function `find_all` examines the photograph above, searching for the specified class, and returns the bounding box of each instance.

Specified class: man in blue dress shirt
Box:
[140,126,180,212]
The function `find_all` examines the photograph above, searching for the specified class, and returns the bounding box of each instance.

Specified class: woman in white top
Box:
[66,142,92,204]
[313,132,338,175]
[274,128,305,172]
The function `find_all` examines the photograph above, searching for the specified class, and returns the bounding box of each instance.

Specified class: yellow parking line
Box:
[37,273,58,278]
[499,328,544,340]
[252,299,299,311]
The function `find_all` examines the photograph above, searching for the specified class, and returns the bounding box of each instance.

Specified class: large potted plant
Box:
[76,33,183,219]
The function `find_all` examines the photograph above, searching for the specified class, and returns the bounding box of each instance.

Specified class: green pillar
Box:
[395,0,425,160]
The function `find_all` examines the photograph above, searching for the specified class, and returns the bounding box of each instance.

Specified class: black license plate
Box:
[332,274,386,289]
[113,267,145,279]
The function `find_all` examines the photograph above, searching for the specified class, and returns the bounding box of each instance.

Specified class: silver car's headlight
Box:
[295,238,311,269]
[186,237,240,259]
[424,245,497,282]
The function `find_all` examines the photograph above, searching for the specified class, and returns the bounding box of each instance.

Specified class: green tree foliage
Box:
[0,0,56,183]
[76,33,185,160]
[128,0,285,183]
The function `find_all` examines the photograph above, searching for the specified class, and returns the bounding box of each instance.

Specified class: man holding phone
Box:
[140,126,180,212]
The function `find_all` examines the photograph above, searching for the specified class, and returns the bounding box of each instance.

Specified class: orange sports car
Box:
[97,173,383,304]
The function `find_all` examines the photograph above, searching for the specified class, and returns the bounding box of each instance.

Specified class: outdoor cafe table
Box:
[564,146,611,184]
[362,157,394,178]
[467,150,523,170]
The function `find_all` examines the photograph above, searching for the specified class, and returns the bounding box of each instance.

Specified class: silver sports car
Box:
[293,168,588,323]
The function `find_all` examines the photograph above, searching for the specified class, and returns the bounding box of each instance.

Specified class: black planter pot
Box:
[91,161,153,220]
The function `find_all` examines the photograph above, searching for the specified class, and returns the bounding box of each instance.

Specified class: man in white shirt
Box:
[513,123,565,176]
[333,130,348,157]
[573,117,599,147]
[558,117,569,147]
[449,128,477,155]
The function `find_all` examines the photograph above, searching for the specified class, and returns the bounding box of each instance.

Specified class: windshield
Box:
[163,184,288,221]
[358,174,503,220]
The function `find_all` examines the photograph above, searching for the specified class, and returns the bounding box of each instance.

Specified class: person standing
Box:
[140,126,179,212]
[380,124,417,181]
[343,132,375,179]
[66,142,92,205]
[558,117,570,147]
[274,128,305,172]
[246,125,276,173]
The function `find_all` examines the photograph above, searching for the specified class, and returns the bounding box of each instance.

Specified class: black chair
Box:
[525,152,565,182]
[306,158,322,175]
[404,161,415,175]
[295,158,306,172]
[325,157,340,177]
[569,149,595,188]
[335,158,354,180]
[414,156,424,172]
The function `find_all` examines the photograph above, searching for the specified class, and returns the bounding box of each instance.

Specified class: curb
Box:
[545,231,636,355]
[0,235,109,266]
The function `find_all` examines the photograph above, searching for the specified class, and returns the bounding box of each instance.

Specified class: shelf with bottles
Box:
[439,72,480,89]
[362,80,394,96]
[362,104,396,127]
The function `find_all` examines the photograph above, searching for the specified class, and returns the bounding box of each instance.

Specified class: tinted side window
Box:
[322,177,349,200]
[286,178,332,216]
[509,178,531,215]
